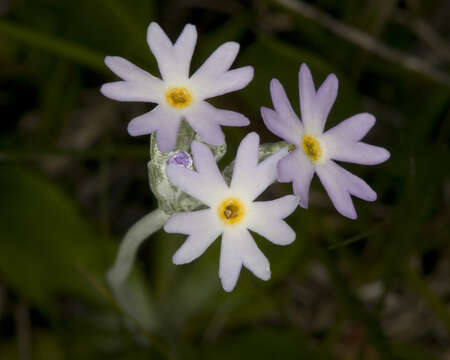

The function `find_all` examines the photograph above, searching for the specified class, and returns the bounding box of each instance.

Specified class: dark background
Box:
[0,0,449,359]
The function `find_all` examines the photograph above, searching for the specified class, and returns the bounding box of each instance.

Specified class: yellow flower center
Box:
[165,87,192,109]
[218,197,246,225]
[302,135,322,162]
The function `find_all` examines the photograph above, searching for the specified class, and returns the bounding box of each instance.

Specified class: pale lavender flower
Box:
[164,132,298,292]
[101,22,253,153]
[261,63,390,219]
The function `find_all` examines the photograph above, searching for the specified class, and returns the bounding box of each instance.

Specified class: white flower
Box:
[164,132,298,292]
[261,63,390,219]
[101,22,254,153]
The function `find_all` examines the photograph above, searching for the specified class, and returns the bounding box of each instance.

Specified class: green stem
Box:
[107,208,170,288]
[0,19,106,73]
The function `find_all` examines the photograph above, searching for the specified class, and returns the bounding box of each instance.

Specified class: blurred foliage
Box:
[0,0,449,359]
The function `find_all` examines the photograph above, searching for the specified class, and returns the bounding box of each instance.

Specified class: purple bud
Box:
[167,151,192,168]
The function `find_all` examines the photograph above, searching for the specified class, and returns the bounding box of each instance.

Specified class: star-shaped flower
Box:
[101,22,254,153]
[164,132,298,292]
[261,63,390,219]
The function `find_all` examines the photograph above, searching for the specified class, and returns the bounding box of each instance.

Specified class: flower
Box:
[261,63,390,219]
[164,132,298,292]
[101,22,254,153]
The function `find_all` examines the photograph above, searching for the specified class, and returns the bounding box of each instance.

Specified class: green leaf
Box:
[0,166,113,311]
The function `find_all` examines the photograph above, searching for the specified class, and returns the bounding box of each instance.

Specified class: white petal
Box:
[100,80,162,103]
[277,150,315,208]
[323,113,375,144]
[164,209,222,264]
[146,22,179,82]
[236,229,271,281]
[230,132,289,200]
[127,105,168,136]
[328,142,390,165]
[166,142,228,205]
[104,56,155,82]
[191,141,228,189]
[248,196,297,245]
[184,102,226,146]
[173,24,197,79]
[198,66,254,99]
[191,42,240,86]
[219,231,242,292]
[166,165,223,206]
[316,160,357,219]
[248,148,289,199]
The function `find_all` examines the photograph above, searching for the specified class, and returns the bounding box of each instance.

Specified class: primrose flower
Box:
[261,64,390,219]
[101,22,253,153]
[164,132,298,292]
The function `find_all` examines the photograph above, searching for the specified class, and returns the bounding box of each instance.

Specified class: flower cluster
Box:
[103,22,390,292]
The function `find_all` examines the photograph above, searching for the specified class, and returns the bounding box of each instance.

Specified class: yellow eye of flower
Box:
[165,87,192,109]
[302,135,322,162]
[218,197,246,225]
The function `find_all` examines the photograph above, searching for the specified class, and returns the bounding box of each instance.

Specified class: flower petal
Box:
[191,42,240,86]
[316,160,357,219]
[299,64,337,135]
[191,141,228,189]
[261,107,301,145]
[277,150,315,208]
[164,209,222,264]
[104,56,160,83]
[236,229,271,281]
[328,142,390,165]
[323,113,376,143]
[127,105,167,136]
[198,66,254,99]
[185,102,226,146]
[219,230,242,292]
[100,80,162,103]
[248,147,289,199]
[216,110,250,127]
[269,79,303,135]
[166,142,228,205]
[315,73,338,131]
[336,165,377,201]
[230,132,288,200]
[299,63,318,133]
[155,116,181,153]
[146,22,179,82]
[173,24,197,79]
[248,196,297,245]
